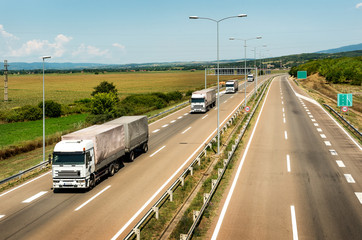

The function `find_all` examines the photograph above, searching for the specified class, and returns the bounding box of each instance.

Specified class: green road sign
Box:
[337,93,353,107]
[297,71,307,79]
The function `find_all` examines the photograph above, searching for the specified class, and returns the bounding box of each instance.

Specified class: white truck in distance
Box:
[225,80,238,93]
[190,88,216,113]
[247,74,254,82]
[52,116,148,190]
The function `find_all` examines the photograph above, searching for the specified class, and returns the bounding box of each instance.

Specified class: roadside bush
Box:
[166,91,183,102]
[22,105,42,121]
[90,92,118,115]
[38,100,62,118]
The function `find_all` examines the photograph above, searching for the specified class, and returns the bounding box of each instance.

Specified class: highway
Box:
[0,75,271,239]
[210,75,362,240]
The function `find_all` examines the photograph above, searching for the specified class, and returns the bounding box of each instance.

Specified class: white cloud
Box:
[357,3,362,8]
[112,43,125,51]
[9,34,72,58]
[0,24,18,39]
[73,44,109,57]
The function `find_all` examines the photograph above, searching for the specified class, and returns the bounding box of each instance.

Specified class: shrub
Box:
[91,81,118,97]
[90,92,118,115]
[38,100,62,118]
[22,105,42,121]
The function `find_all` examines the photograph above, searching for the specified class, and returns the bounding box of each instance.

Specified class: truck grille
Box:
[57,170,80,178]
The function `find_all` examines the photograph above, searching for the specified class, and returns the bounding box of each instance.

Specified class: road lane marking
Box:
[314,123,319,126]
[152,129,160,133]
[329,149,338,155]
[282,101,284,104]
[202,114,208,120]
[344,174,355,183]
[283,118,286,123]
[283,113,285,118]
[22,191,47,203]
[320,134,326,138]
[150,146,166,157]
[211,78,273,240]
[287,155,291,172]
[282,108,285,112]
[336,160,345,168]
[184,113,188,116]
[324,141,331,146]
[0,215,5,219]
[182,127,192,134]
[178,116,183,119]
[162,124,169,128]
[309,115,314,118]
[317,128,322,132]
[0,171,51,198]
[355,193,362,204]
[311,119,316,122]
[75,185,111,211]
[170,120,176,123]
[291,205,299,240]
[285,131,288,140]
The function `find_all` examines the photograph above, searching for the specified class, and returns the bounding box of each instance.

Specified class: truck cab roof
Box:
[54,140,93,153]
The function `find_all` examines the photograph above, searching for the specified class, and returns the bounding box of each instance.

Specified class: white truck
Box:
[52,116,148,190]
[247,74,254,82]
[190,88,216,113]
[225,80,238,93]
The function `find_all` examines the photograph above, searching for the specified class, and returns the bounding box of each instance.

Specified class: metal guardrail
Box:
[323,104,362,138]
[0,159,50,185]
[123,77,273,240]
[148,101,190,120]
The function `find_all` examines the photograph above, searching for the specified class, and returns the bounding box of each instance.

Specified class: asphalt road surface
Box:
[210,75,362,240]
[0,75,272,240]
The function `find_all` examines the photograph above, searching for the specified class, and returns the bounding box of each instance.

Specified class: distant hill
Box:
[7,62,108,71]
[316,43,362,54]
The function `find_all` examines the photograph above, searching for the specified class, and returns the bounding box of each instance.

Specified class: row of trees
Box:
[289,56,362,85]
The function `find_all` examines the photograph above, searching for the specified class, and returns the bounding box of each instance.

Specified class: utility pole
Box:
[4,60,8,102]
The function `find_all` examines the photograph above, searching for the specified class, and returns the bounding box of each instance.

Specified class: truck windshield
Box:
[53,152,85,165]
[191,98,204,103]
[226,84,234,87]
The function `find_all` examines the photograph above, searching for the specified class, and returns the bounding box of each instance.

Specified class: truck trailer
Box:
[225,80,238,93]
[52,116,148,190]
[190,88,216,113]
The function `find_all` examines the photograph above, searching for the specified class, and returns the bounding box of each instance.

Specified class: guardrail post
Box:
[218,168,223,178]
[134,228,140,240]
[180,176,184,187]
[223,159,228,167]
[197,157,201,166]
[193,210,200,222]
[203,193,210,204]
[228,151,232,159]
[168,189,173,202]
[204,149,207,157]
[18,171,23,180]
[48,154,52,164]
[153,206,159,220]
[180,234,188,240]
[189,166,193,176]
[211,179,217,190]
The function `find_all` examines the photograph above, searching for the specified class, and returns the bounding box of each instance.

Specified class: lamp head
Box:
[238,14,247,18]
[189,16,199,19]
[42,56,51,60]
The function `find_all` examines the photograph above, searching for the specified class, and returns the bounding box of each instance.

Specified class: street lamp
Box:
[229,36,261,107]
[189,14,247,155]
[251,44,267,92]
[42,56,51,162]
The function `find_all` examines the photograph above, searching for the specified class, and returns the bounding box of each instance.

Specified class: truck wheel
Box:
[142,142,148,153]
[129,151,135,161]
[89,175,95,189]
[109,164,115,177]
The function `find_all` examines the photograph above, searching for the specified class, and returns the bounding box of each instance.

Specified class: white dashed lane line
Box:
[355,193,362,204]
[150,146,166,157]
[336,160,346,168]
[286,154,291,172]
[0,215,5,219]
[162,124,169,128]
[344,174,356,183]
[170,120,176,123]
[317,128,322,132]
[324,141,331,146]
[320,134,326,138]
[284,131,288,140]
[178,116,183,119]
[75,185,111,211]
[182,127,192,134]
[314,123,319,126]
[202,114,208,120]
[22,191,48,203]
[152,129,160,133]
[329,149,338,155]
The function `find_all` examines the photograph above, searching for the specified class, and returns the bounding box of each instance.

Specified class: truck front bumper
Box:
[53,178,87,188]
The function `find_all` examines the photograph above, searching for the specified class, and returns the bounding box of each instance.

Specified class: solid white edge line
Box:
[111,76,269,240]
[149,146,166,157]
[75,185,111,211]
[202,114,209,120]
[355,192,362,204]
[287,154,291,172]
[182,127,192,134]
[291,205,299,240]
[344,174,355,183]
[336,160,345,168]
[0,171,51,198]
[211,77,274,240]
[22,191,48,203]
[286,77,362,150]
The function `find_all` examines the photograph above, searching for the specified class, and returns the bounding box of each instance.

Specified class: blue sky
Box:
[0,0,361,64]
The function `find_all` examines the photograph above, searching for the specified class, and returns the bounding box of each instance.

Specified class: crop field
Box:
[0,71,236,110]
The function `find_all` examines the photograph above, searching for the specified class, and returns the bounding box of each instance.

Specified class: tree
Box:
[38,100,62,118]
[91,81,118,96]
[90,92,117,115]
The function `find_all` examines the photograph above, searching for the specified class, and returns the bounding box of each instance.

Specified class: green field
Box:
[0,70,234,110]
[0,114,88,148]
